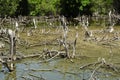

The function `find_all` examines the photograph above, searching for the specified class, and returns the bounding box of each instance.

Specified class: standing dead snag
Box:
[60,16,69,58]
[1,60,12,72]
[108,10,112,25]
[27,18,38,36]
[101,10,116,41]
[7,29,16,71]
[7,29,16,61]
[63,30,69,58]
[72,32,78,58]
[15,21,21,44]
[101,22,115,41]
[106,10,115,34]
[15,21,19,32]
[33,18,37,29]
[81,16,93,41]
[60,16,68,31]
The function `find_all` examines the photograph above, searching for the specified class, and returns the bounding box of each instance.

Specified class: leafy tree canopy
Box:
[0,0,119,17]
[28,0,58,16]
[0,0,20,16]
[91,0,113,14]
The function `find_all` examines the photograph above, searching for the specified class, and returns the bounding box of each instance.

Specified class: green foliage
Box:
[28,0,58,16]
[0,0,118,17]
[0,0,20,16]
[80,0,90,10]
[91,0,113,14]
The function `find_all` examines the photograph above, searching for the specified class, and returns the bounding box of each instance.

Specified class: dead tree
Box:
[60,16,68,31]
[7,29,16,70]
[101,22,115,41]
[82,16,89,31]
[7,29,16,61]
[106,10,115,33]
[1,60,12,72]
[33,18,37,29]
[108,10,112,25]
[81,16,93,41]
[60,16,69,58]
[15,21,19,30]
[106,23,114,33]
[72,32,78,58]
[27,18,38,36]
[15,21,21,44]
[0,28,16,71]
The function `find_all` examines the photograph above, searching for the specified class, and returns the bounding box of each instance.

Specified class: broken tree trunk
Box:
[8,29,16,61]
[61,16,70,58]
[7,29,16,71]
[72,32,78,58]
[63,30,69,58]
[62,16,70,58]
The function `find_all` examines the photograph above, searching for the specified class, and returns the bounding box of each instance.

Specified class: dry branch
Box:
[80,58,120,75]
[23,54,42,59]
[28,73,45,80]
[30,69,53,71]
[80,61,102,69]
[39,51,66,63]
[89,63,102,80]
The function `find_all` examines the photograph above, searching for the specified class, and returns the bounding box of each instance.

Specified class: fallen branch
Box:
[23,54,42,58]
[54,69,79,75]
[30,69,53,71]
[39,52,60,63]
[21,76,33,80]
[89,63,102,80]
[28,73,45,80]
[80,61,102,69]
[101,63,120,73]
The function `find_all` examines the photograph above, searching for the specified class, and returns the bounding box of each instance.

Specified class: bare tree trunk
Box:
[72,32,78,58]
[109,10,112,25]
[9,37,16,60]
[63,31,69,58]
[8,29,16,71]
[8,29,16,61]
[61,16,69,58]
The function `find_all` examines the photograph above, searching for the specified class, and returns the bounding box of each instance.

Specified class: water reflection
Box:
[0,62,16,80]
[0,59,120,80]
[0,72,5,80]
